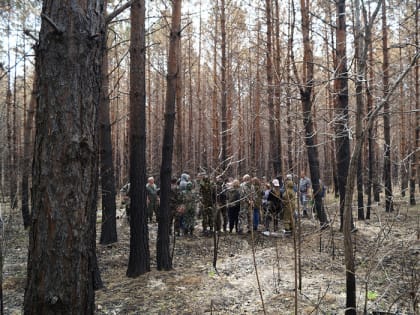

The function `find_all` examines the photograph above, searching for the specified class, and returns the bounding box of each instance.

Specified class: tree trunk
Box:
[354,0,365,221]
[291,0,328,227]
[274,0,283,176]
[21,61,36,230]
[382,0,394,212]
[157,0,182,271]
[99,7,118,245]
[334,0,352,233]
[265,0,279,177]
[127,0,150,277]
[220,0,228,174]
[24,2,105,313]
[410,0,418,206]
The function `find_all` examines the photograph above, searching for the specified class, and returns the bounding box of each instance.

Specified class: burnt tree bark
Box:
[99,1,117,245]
[24,1,105,313]
[127,0,150,277]
[220,0,228,173]
[410,0,419,206]
[381,0,394,213]
[21,69,37,229]
[291,0,328,227]
[157,0,182,271]
[334,0,353,233]
[265,0,280,177]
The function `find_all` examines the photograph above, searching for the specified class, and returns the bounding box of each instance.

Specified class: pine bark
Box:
[24,1,105,313]
[99,6,118,244]
[409,0,418,206]
[127,0,150,277]
[334,0,352,232]
[157,0,182,271]
[382,1,394,212]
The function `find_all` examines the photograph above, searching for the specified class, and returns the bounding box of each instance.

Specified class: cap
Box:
[286,174,292,180]
[272,179,280,187]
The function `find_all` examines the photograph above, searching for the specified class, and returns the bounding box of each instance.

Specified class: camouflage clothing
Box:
[200,177,216,234]
[181,182,196,235]
[239,179,253,233]
[282,181,296,232]
[215,178,228,232]
[146,182,159,222]
[227,184,241,233]
[169,181,182,235]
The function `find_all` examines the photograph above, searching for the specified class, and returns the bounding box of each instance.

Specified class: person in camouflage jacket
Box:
[181,181,197,236]
[199,175,216,235]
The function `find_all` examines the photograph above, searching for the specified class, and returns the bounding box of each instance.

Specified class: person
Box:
[285,173,297,192]
[239,174,253,234]
[120,182,131,222]
[215,176,228,233]
[199,174,216,235]
[179,173,190,190]
[266,178,283,232]
[299,172,311,217]
[226,179,241,233]
[282,180,296,236]
[169,177,182,235]
[251,177,262,231]
[181,181,196,236]
[262,182,271,230]
[146,176,159,223]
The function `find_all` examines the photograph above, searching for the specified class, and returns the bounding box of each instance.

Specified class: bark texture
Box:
[127,0,150,277]
[24,1,105,313]
[157,0,182,271]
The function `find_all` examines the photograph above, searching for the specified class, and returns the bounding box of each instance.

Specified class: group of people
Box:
[168,171,323,237]
[121,171,324,237]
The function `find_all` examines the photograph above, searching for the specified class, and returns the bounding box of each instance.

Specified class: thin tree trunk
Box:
[21,50,35,229]
[99,4,119,245]
[212,1,219,169]
[354,0,365,221]
[335,0,352,233]
[127,0,150,277]
[265,0,279,177]
[382,0,394,212]
[157,0,182,271]
[291,0,328,228]
[220,0,228,173]
[274,0,283,176]
[410,0,418,206]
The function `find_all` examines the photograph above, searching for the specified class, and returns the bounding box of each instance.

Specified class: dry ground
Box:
[2,196,419,314]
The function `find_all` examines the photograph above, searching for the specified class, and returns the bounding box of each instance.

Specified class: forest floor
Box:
[2,194,419,314]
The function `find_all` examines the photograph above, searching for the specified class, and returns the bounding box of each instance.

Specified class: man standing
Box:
[299,172,311,217]
[146,177,159,223]
[239,174,253,233]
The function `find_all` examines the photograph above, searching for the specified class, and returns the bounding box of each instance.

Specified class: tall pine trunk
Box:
[382,1,394,212]
[24,2,105,312]
[99,5,118,245]
[334,0,352,232]
[291,0,328,227]
[157,0,182,271]
[127,0,150,277]
[409,0,418,206]
[220,0,229,173]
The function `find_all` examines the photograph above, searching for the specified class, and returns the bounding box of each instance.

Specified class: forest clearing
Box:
[2,193,419,314]
[1,0,419,314]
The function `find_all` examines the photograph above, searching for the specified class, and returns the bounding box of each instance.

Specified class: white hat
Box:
[272,179,280,187]
[286,174,292,180]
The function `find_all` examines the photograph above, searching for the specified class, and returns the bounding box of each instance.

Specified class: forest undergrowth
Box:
[1,194,419,314]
